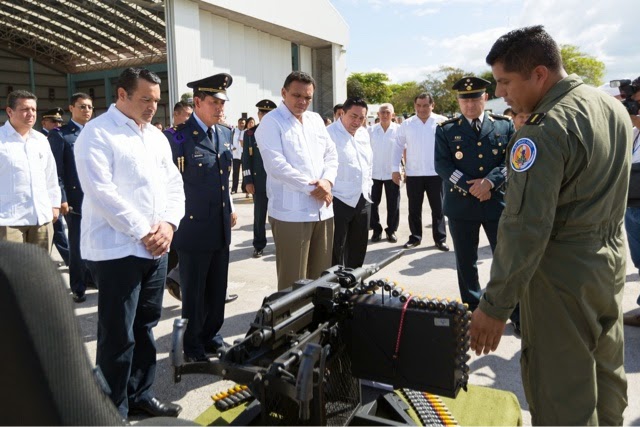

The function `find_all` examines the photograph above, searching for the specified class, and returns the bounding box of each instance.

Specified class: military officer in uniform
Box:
[40,107,64,136]
[167,74,238,362]
[435,77,519,332]
[48,93,94,302]
[242,99,276,258]
[471,26,630,425]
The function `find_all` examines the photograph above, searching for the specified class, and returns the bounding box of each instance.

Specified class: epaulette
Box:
[524,112,546,126]
[488,113,511,120]
[164,126,177,135]
[172,123,188,143]
[438,117,459,127]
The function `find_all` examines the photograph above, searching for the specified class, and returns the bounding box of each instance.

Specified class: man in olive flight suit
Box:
[435,76,519,333]
[242,99,277,258]
[470,26,631,425]
[167,73,238,362]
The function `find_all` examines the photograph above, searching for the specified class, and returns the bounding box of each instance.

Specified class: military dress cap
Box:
[452,77,491,99]
[42,107,64,121]
[187,73,233,101]
[256,99,277,112]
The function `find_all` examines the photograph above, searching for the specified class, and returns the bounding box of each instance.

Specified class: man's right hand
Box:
[392,172,402,186]
[60,202,69,216]
[246,183,255,195]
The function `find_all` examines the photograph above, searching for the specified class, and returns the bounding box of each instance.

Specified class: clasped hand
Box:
[142,221,174,257]
[466,178,492,202]
[310,179,333,206]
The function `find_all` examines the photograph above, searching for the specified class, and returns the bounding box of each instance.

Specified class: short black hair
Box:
[70,92,91,105]
[7,90,37,110]
[116,67,161,96]
[342,97,368,113]
[283,71,316,90]
[173,100,191,113]
[486,25,563,75]
[503,107,514,116]
[414,92,434,104]
[333,103,344,114]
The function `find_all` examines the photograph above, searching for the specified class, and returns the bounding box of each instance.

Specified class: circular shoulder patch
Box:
[510,138,537,172]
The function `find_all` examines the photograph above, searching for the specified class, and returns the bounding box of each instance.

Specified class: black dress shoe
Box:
[129,397,182,417]
[184,353,210,363]
[204,340,231,354]
[371,232,382,242]
[403,240,420,249]
[386,233,398,243]
[435,242,450,252]
[73,293,86,303]
[225,294,238,303]
[253,249,263,258]
[166,277,181,301]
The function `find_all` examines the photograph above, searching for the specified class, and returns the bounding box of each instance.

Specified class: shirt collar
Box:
[466,113,484,126]
[70,119,84,130]
[192,111,216,134]
[3,120,38,140]
[110,104,152,132]
[277,101,301,122]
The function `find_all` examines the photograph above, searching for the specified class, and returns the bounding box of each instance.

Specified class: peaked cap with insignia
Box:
[452,76,491,99]
[256,99,277,112]
[187,73,233,101]
[42,107,64,121]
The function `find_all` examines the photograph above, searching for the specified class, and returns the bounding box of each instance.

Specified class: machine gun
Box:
[170,249,471,425]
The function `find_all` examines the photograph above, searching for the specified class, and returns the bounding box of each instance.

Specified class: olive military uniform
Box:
[435,111,516,322]
[242,124,268,254]
[478,75,631,425]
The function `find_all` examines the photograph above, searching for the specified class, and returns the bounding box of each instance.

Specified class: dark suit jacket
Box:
[48,122,84,212]
[241,124,268,193]
[435,112,515,221]
[166,115,233,251]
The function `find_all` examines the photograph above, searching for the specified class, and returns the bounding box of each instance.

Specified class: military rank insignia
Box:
[510,138,537,172]
[525,112,546,126]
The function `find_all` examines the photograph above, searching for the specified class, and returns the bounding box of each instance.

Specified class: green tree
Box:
[479,70,497,99]
[560,45,605,86]
[347,72,392,104]
[421,66,474,116]
[388,81,423,117]
[346,78,365,100]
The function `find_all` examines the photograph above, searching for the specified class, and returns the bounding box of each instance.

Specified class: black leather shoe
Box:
[166,277,181,301]
[435,242,450,252]
[129,397,182,418]
[225,294,238,304]
[253,249,263,258]
[386,233,398,243]
[204,340,231,354]
[371,232,382,242]
[184,353,210,363]
[73,293,86,303]
[403,240,420,249]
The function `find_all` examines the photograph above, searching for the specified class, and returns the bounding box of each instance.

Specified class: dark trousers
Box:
[332,195,371,268]
[253,191,268,251]
[231,159,242,193]
[178,248,229,357]
[448,219,519,323]
[52,217,69,265]
[370,179,400,235]
[88,255,167,418]
[405,175,446,244]
[66,212,89,296]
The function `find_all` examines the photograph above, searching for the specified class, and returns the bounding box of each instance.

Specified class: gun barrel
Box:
[363,249,406,277]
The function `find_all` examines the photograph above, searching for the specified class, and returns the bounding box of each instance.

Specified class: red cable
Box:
[393,296,413,360]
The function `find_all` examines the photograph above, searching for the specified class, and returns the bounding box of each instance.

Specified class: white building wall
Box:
[300,46,313,75]
[332,43,347,105]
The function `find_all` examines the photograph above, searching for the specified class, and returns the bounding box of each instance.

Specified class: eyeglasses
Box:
[76,105,93,110]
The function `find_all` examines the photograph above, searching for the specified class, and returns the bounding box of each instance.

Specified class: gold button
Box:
[450,188,453,192]
[499,143,502,146]
[223,202,226,207]
[222,186,225,190]
[220,170,223,174]
[198,163,202,167]
[456,145,460,149]
[478,154,483,158]
[189,215,193,219]
[479,166,484,171]
[254,173,257,176]
[463,193,467,197]
[477,142,482,146]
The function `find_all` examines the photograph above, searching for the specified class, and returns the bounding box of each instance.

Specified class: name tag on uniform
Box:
[193,153,204,158]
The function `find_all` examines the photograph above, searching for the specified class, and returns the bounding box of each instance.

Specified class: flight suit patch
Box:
[510,138,537,172]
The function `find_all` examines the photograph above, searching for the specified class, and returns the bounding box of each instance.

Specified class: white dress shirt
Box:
[392,113,447,176]
[75,104,185,261]
[0,121,61,226]
[232,128,244,160]
[256,101,338,222]
[369,122,401,181]
[327,119,373,208]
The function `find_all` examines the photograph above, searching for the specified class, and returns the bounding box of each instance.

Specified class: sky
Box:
[331,0,636,85]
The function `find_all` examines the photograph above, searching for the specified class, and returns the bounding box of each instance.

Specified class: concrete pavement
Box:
[62,190,640,425]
